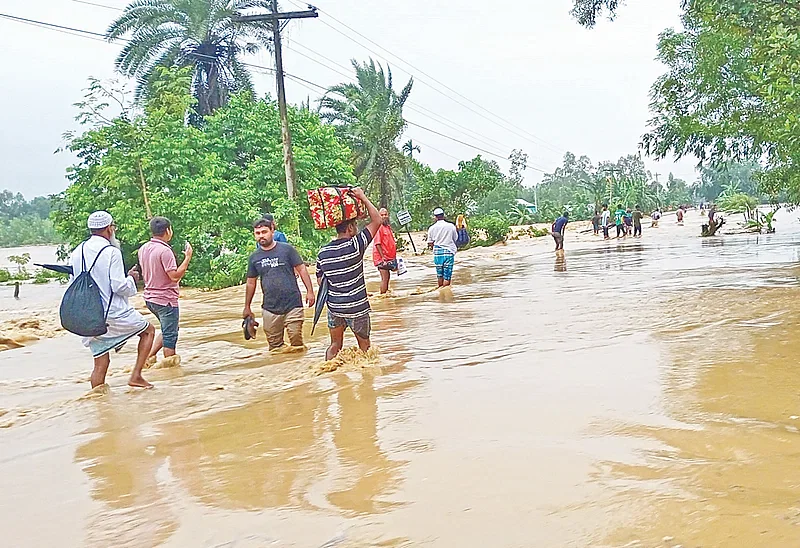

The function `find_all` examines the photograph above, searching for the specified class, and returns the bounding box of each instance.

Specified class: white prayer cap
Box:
[87,211,114,230]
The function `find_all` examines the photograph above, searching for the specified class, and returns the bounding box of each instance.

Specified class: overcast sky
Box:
[0,0,696,198]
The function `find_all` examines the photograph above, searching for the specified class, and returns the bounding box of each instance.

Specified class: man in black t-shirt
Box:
[243,218,315,350]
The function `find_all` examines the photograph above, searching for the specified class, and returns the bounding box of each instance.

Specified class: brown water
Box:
[3,211,800,547]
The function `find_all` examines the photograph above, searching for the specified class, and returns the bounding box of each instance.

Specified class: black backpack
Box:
[59,244,114,337]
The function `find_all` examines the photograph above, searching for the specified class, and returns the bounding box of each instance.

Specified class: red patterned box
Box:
[306,187,366,230]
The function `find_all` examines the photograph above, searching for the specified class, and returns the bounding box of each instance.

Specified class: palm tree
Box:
[402,139,421,158]
[107,0,273,117]
[320,58,413,208]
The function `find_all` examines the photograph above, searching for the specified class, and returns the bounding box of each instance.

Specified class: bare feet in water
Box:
[128,375,153,389]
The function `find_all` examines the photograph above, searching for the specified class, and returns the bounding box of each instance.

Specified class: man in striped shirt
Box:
[316,187,382,360]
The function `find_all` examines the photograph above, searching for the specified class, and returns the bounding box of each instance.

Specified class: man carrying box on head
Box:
[316,187,382,360]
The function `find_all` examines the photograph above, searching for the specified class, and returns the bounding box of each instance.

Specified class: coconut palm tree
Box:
[320,58,413,208]
[107,0,273,118]
[402,139,421,158]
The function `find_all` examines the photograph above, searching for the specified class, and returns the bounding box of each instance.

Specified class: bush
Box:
[0,268,10,283]
[33,270,51,284]
[32,269,67,284]
[469,214,512,247]
[526,226,549,238]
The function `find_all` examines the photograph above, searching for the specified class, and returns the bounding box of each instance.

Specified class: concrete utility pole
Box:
[235,3,318,199]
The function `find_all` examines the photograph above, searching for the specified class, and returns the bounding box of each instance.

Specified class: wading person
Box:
[139,216,193,364]
[601,204,611,240]
[551,211,569,252]
[591,209,601,236]
[373,207,398,295]
[68,211,154,389]
[624,208,633,236]
[427,207,459,287]
[651,209,662,227]
[614,204,626,238]
[316,187,382,360]
[632,205,643,238]
[243,218,315,351]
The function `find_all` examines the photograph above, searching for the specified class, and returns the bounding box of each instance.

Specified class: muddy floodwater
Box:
[3,211,800,547]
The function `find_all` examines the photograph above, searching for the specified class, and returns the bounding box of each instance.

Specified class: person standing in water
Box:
[373,207,398,295]
[614,204,627,238]
[651,208,662,227]
[601,204,611,240]
[552,211,569,252]
[316,187,382,360]
[632,205,644,238]
[591,209,601,236]
[427,207,459,288]
[624,208,633,236]
[677,206,685,224]
[69,211,155,389]
[243,217,315,351]
[138,216,193,364]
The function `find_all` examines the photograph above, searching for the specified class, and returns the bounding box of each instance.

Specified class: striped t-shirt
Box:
[317,227,373,319]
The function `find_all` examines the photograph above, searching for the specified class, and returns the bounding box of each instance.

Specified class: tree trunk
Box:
[379,170,389,209]
[701,217,725,236]
[137,159,153,219]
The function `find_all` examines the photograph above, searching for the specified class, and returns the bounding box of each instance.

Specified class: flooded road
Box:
[3,211,800,547]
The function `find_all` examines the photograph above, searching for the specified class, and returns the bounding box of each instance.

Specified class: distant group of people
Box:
[66,188,469,389]
[587,204,647,242]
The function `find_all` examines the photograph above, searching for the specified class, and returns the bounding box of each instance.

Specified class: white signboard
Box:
[397,210,412,226]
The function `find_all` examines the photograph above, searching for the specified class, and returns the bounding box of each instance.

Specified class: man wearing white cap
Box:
[68,211,155,389]
[426,207,459,287]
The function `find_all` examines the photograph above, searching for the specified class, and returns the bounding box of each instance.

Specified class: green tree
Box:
[402,139,421,158]
[55,68,354,288]
[693,161,759,203]
[406,156,506,229]
[320,59,413,208]
[641,0,800,201]
[570,0,622,28]
[107,0,272,117]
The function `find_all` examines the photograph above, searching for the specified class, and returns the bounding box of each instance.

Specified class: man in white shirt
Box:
[426,207,459,287]
[69,211,155,389]
[601,204,611,240]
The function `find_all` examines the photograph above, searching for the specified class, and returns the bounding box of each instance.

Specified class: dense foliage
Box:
[0,192,61,248]
[320,59,413,208]
[518,152,693,223]
[107,0,272,117]
[573,0,800,205]
[55,68,353,288]
[643,0,800,202]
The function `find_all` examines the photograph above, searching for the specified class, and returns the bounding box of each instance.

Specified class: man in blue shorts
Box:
[427,208,459,287]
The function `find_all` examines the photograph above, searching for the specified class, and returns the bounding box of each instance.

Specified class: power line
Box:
[406,121,546,172]
[410,140,463,162]
[71,0,123,10]
[62,0,549,163]
[284,37,521,156]
[286,0,565,157]
[0,12,108,39]
[72,0,563,161]
[1,9,550,174]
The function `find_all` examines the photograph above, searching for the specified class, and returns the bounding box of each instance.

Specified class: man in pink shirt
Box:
[138,216,193,362]
[373,208,398,294]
